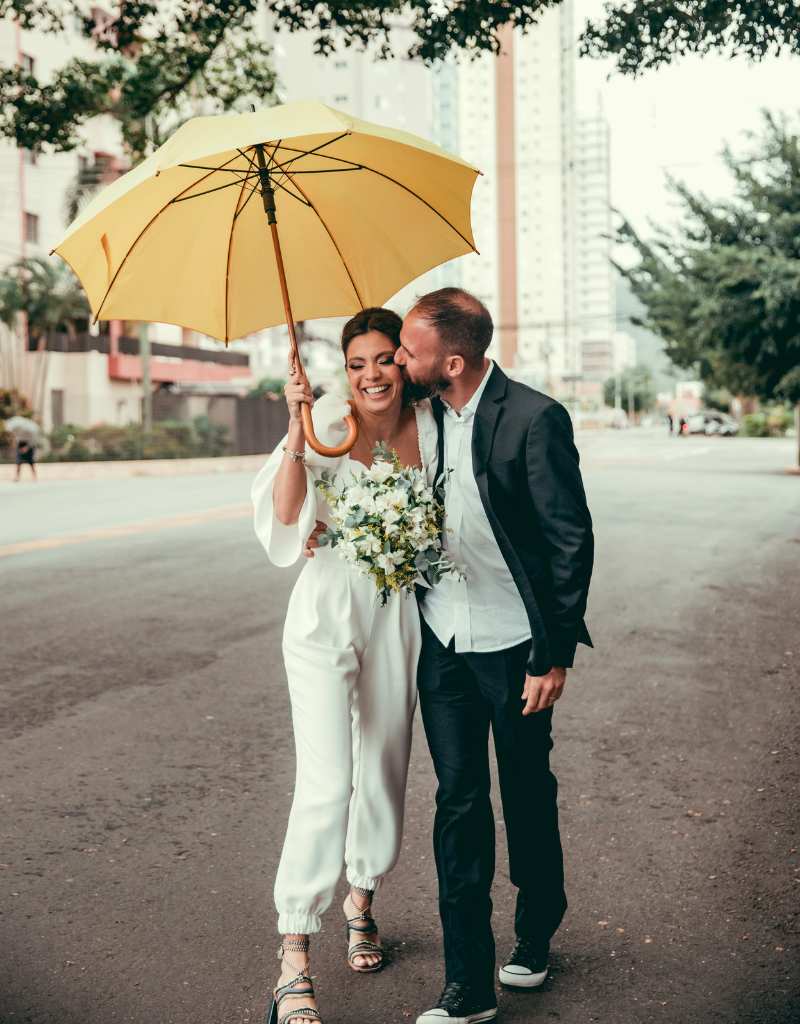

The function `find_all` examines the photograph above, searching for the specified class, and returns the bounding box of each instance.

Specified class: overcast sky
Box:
[573,0,800,233]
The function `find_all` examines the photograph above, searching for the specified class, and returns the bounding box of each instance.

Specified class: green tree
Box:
[3,2,799,159]
[579,1,799,74]
[0,257,90,348]
[0,1,279,160]
[602,365,656,415]
[616,112,800,461]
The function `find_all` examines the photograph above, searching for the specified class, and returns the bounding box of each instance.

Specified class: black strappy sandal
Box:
[344,887,385,974]
[267,939,322,1024]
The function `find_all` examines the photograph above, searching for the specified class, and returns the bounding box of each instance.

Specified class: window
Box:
[24,212,39,244]
[51,389,64,428]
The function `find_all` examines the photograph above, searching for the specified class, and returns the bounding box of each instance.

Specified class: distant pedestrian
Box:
[666,414,674,435]
[678,417,687,436]
[14,439,37,481]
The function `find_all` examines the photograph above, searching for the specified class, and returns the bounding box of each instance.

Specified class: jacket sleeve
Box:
[525,402,594,673]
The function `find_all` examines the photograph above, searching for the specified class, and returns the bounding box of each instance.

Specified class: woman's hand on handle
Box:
[285,367,314,425]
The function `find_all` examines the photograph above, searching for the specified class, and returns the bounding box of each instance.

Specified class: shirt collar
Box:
[442,360,494,422]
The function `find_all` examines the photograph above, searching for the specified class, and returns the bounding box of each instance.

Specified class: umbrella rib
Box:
[281,166,365,312]
[239,145,309,207]
[170,175,260,204]
[224,167,253,344]
[269,133,351,175]
[274,146,479,255]
[178,163,255,174]
[93,151,244,324]
[281,167,363,175]
[233,180,259,222]
[232,150,263,222]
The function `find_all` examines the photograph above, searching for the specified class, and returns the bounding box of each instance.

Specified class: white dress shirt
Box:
[421,361,532,653]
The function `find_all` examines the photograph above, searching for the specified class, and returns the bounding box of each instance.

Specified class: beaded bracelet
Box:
[282,445,305,463]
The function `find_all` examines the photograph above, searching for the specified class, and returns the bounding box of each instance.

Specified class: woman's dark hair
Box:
[341,307,402,356]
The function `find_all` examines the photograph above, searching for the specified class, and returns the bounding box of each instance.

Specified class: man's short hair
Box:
[410,287,493,368]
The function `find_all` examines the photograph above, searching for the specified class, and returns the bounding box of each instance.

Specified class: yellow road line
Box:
[0,503,252,559]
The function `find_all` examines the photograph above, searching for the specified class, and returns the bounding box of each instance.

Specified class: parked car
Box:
[686,411,740,436]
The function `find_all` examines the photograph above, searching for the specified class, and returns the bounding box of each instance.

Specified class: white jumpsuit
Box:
[252,393,438,935]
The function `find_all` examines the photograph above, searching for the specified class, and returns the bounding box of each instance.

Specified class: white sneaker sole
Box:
[498,964,548,988]
[416,1007,497,1024]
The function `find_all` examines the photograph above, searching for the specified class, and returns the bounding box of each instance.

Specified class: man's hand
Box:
[303,520,327,559]
[522,667,567,715]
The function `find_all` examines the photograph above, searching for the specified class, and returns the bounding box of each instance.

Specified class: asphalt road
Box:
[1,432,799,1024]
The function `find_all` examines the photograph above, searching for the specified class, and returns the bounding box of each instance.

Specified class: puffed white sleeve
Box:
[250,392,351,567]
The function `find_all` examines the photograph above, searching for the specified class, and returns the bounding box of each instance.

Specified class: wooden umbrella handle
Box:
[299,401,359,458]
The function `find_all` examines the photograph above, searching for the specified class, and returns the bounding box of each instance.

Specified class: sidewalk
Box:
[3,453,269,481]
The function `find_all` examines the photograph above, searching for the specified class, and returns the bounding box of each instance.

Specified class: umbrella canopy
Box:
[53,101,480,343]
[4,416,41,442]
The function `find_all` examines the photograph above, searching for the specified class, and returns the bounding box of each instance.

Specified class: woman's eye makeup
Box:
[347,354,396,370]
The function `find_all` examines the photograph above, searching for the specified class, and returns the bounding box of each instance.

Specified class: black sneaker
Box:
[498,938,549,989]
[416,981,497,1024]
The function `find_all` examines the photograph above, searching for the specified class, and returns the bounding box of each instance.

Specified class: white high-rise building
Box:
[575,112,615,390]
[258,5,614,401]
[511,1,579,390]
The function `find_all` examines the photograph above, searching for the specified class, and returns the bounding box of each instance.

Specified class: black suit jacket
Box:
[431,364,594,677]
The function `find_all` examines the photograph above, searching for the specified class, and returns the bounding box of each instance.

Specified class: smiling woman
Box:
[250,306,439,1024]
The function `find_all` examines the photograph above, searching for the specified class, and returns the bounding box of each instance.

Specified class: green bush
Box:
[740,408,793,437]
[45,417,230,461]
[192,414,228,456]
[249,376,285,398]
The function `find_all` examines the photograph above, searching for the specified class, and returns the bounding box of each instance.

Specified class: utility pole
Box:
[139,320,152,432]
[626,372,635,424]
[140,111,154,436]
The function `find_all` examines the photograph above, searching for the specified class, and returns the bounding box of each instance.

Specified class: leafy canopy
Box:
[616,112,800,404]
[2,1,799,159]
[580,1,800,74]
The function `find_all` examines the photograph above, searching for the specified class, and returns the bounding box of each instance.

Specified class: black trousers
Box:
[417,616,567,994]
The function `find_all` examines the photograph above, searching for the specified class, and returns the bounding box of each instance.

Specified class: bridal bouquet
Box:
[314,443,462,605]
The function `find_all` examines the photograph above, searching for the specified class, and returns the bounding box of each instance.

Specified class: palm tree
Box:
[0,256,91,416]
[0,256,90,347]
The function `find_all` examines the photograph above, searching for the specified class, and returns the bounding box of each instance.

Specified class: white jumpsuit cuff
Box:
[345,869,384,893]
[278,910,323,935]
[251,449,317,567]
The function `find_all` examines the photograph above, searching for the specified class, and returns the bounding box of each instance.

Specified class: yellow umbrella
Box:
[53,100,480,455]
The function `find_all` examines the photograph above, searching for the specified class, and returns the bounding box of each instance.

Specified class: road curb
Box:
[4,453,269,481]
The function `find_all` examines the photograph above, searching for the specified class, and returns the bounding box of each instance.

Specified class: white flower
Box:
[382,507,402,528]
[372,490,394,514]
[339,540,359,562]
[389,487,409,509]
[357,533,382,555]
[368,460,395,485]
[376,551,402,573]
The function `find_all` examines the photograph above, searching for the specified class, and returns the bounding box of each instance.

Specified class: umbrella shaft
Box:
[255,142,301,372]
[254,143,277,226]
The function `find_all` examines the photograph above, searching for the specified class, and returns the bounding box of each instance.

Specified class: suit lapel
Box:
[432,396,446,482]
[472,363,508,479]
